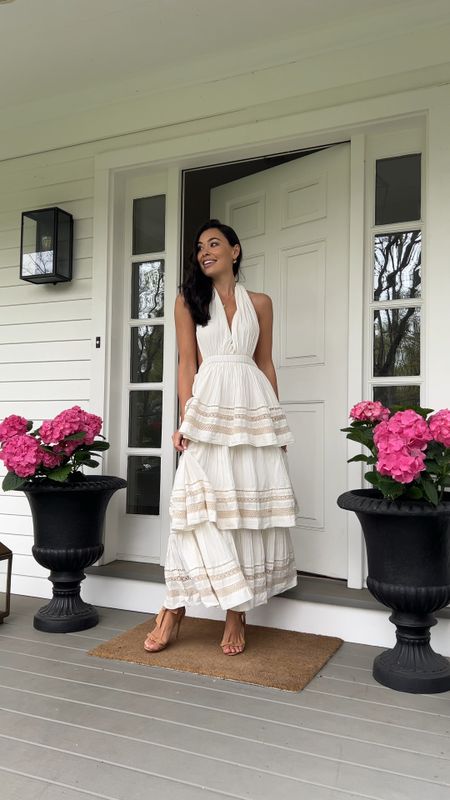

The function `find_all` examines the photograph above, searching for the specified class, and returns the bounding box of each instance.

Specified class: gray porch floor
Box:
[0,597,450,799]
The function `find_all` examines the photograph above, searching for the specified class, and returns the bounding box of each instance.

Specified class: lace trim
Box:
[170,483,296,529]
[181,399,293,443]
[171,505,295,518]
[183,418,290,436]
[164,555,297,604]
[186,400,286,422]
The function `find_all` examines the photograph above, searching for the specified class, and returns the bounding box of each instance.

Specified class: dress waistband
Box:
[201,354,256,366]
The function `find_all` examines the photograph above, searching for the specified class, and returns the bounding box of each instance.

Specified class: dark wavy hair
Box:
[182,219,243,326]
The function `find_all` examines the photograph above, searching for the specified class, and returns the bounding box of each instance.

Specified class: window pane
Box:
[126,456,160,515]
[132,195,165,255]
[373,231,421,301]
[373,307,420,377]
[131,326,164,383]
[375,154,421,225]
[128,390,162,447]
[131,259,164,319]
[373,385,420,408]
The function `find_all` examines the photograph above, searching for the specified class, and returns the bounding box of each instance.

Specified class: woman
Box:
[144,219,298,655]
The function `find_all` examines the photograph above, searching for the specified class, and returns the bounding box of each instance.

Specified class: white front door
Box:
[211,144,350,578]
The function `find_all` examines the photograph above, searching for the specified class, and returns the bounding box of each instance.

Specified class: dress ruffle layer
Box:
[180,355,294,448]
[164,524,297,611]
[170,445,297,531]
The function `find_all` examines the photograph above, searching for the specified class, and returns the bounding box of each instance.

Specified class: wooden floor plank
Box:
[1,643,450,745]
[1,677,449,764]
[0,686,449,785]
[307,674,450,712]
[1,707,449,800]
[0,648,448,737]
[0,768,111,800]
[0,738,237,800]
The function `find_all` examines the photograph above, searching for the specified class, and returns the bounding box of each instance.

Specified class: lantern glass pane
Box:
[21,210,54,277]
[56,211,72,279]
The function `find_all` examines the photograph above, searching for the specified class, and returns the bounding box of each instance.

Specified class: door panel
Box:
[211,144,350,578]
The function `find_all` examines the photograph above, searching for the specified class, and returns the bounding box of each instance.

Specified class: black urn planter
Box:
[338,489,450,693]
[23,476,126,633]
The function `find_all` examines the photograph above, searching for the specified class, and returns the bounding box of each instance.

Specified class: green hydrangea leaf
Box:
[47,465,73,483]
[2,472,26,492]
[422,480,439,506]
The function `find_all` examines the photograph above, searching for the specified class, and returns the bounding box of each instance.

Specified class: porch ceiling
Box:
[1,0,449,113]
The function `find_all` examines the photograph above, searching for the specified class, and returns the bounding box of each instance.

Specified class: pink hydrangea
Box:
[376,447,426,484]
[0,415,29,442]
[79,410,103,445]
[38,418,57,444]
[54,440,79,457]
[40,449,63,469]
[374,409,432,451]
[373,410,431,484]
[349,401,390,423]
[0,434,42,478]
[40,406,103,447]
[429,409,450,448]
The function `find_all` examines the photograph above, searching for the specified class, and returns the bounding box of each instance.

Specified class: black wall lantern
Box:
[0,542,12,623]
[20,207,73,284]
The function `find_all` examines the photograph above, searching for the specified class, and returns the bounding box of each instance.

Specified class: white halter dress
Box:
[164,283,298,611]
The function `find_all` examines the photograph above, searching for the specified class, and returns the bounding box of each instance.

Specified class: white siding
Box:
[0,131,182,595]
[0,151,96,597]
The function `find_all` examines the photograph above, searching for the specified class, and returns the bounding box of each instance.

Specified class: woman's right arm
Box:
[173,294,197,452]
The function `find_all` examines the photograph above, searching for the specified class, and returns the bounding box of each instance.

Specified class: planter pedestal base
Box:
[373,612,450,694]
[34,572,99,633]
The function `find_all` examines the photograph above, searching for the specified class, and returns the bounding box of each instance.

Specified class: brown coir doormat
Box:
[88,616,342,692]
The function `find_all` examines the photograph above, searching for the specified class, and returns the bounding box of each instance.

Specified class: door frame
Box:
[91,93,429,588]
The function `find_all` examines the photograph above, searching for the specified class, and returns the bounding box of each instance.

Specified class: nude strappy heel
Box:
[220,612,246,656]
[144,607,186,652]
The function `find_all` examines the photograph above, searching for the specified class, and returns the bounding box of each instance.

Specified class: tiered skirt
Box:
[163,356,298,611]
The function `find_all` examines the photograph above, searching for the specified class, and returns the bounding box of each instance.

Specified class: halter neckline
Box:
[215,283,240,335]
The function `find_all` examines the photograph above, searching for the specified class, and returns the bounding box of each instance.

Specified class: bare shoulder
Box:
[175,292,192,318]
[175,292,188,311]
[175,293,195,329]
[247,291,273,317]
[174,293,196,357]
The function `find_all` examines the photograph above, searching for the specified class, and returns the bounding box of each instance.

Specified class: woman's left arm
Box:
[252,293,279,399]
